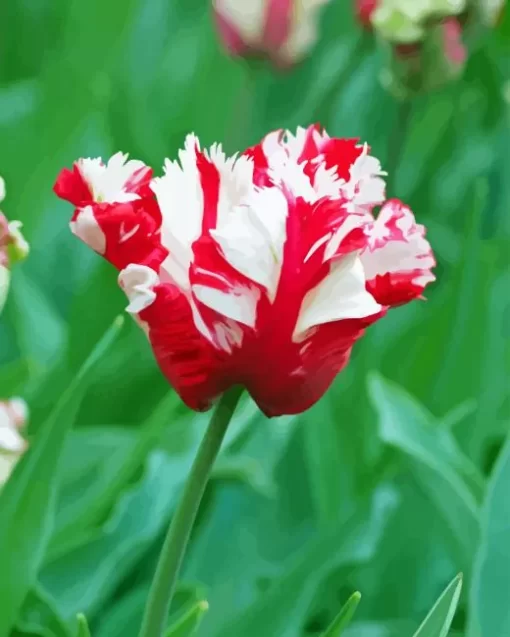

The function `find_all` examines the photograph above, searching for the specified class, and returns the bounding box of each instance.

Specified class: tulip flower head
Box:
[0,398,28,485]
[213,0,332,66]
[0,177,30,313]
[55,126,435,416]
[355,0,379,29]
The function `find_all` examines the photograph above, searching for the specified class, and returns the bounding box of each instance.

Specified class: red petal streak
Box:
[366,273,426,307]
[73,199,167,272]
[297,123,323,163]
[262,0,294,51]
[214,9,250,56]
[244,141,275,188]
[362,199,436,307]
[190,235,261,345]
[54,166,92,206]
[125,165,154,198]
[318,138,364,181]
[247,314,383,416]
[139,283,230,411]
[196,149,221,234]
[234,191,381,416]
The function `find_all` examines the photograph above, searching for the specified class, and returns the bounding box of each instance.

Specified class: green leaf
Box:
[15,585,72,637]
[412,574,463,637]
[321,592,361,637]
[216,486,397,637]
[41,450,186,621]
[76,614,91,637]
[368,373,481,567]
[164,601,209,637]
[0,317,124,636]
[469,433,510,637]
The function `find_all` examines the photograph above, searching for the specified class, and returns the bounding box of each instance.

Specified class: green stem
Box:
[385,98,413,194]
[139,385,244,637]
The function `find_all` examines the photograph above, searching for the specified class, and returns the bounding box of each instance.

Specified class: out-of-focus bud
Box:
[442,17,467,66]
[213,0,332,67]
[381,15,467,96]
[371,0,466,43]
[0,398,29,486]
[474,0,506,26]
[355,0,379,29]
[0,177,29,313]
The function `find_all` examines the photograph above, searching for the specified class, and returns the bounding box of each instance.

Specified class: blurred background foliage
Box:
[0,0,509,636]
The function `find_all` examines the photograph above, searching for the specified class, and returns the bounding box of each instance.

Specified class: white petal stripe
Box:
[118,264,159,314]
[70,206,107,254]
[294,252,381,339]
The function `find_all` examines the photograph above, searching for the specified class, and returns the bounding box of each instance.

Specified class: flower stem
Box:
[138,385,244,637]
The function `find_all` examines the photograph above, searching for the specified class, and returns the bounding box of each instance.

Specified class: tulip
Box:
[370,0,466,43]
[0,398,28,485]
[54,125,435,417]
[0,178,30,313]
[355,0,379,29]
[213,0,332,66]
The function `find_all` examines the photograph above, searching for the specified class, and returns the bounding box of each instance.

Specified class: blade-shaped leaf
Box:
[0,317,124,635]
[469,432,510,637]
[164,601,209,637]
[412,574,463,637]
[368,373,481,567]
[76,614,92,637]
[321,592,361,637]
[216,486,397,637]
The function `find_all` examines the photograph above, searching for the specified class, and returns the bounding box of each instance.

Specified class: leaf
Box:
[321,592,361,637]
[215,486,398,637]
[469,433,510,637]
[41,450,186,621]
[164,601,209,637]
[368,373,481,567]
[76,615,91,637]
[0,317,124,636]
[94,585,206,637]
[412,574,463,637]
[14,586,72,637]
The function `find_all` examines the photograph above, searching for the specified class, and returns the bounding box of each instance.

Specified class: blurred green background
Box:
[0,1,509,636]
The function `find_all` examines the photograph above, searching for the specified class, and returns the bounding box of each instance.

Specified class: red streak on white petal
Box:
[361,200,436,306]
[262,0,294,51]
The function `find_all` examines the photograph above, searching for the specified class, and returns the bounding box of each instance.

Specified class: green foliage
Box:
[163,600,208,637]
[76,615,91,637]
[412,574,463,637]
[469,433,510,637]
[0,319,123,635]
[0,1,509,637]
[321,592,361,637]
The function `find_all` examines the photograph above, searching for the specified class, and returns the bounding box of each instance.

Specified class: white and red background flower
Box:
[54,125,435,416]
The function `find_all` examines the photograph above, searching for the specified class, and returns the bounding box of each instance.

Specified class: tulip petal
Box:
[361,199,436,306]
[137,282,230,411]
[294,252,382,338]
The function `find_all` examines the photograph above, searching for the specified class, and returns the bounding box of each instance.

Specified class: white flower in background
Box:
[0,176,30,313]
[213,0,333,66]
[0,398,29,486]
[371,0,466,42]
[477,0,506,25]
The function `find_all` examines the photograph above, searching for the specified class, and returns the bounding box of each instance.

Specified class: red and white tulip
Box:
[0,177,30,313]
[54,125,435,416]
[213,0,332,66]
[0,398,28,485]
